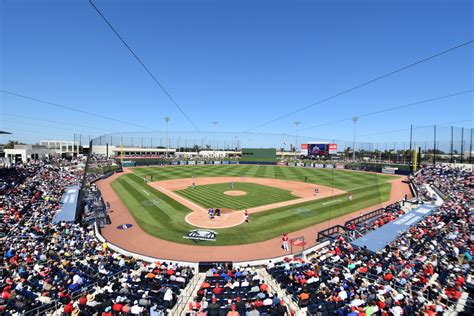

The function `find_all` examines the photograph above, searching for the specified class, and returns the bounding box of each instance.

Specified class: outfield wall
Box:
[116,158,412,175]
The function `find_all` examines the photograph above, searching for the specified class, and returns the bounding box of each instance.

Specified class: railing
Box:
[316,225,346,242]
[344,207,385,227]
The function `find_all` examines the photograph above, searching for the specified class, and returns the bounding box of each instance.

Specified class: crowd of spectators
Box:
[1,160,193,315]
[269,165,472,315]
[345,203,406,239]
[189,265,290,316]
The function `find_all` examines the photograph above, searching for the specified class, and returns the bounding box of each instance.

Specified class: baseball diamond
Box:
[104,165,400,247]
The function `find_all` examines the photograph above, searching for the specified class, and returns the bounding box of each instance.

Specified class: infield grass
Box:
[110,165,396,246]
[176,182,298,210]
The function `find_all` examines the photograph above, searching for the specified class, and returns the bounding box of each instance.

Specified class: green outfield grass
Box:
[176,182,298,210]
[132,164,396,191]
[109,165,396,246]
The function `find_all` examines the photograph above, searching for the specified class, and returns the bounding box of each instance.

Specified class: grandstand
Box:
[1,1,473,315]
[1,153,473,315]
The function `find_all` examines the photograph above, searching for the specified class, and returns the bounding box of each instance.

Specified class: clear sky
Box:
[1,0,472,148]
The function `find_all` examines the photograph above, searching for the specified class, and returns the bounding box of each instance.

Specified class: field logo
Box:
[184,229,217,242]
[141,199,162,206]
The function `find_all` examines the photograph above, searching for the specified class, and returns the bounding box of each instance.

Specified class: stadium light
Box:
[165,117,170,155]
[294,121,301,160]
[211,121,218,151]
[352,117,359,161]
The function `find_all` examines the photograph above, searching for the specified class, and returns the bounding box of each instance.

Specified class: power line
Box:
[296,89,473,132]
[243,40,474,133]
[88,0,199,131]
[0,89,155,131]
[2,113,116,133]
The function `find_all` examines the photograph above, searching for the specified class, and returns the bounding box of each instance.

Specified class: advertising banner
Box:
[171,161,179,165]
[329,144,338,154]
[179,161,187,165]
[213,161,222,165]
[222,161,230,165]
[296,162,304,167]
[325,164,334,169]
[277,162,288,166]
[197,161,205,165]
[335,164,345,169]
[382,167,397,174]
[287,162,296,167]
[305,163,313,167]
[188,161,196,165]
[301,144,308,156]
[314,163,324,168]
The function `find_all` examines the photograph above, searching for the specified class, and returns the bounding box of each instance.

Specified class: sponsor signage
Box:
[329,144,337,154]
[277,161,288,166]
[179,161,187,165]
[314,163,324,168]
[213,161,222,165]
[183,229,217,241]
[382,167,397,174]
[287,162,296,167]
[171,161,179,165]
[335,164,345,169]
[222,161,230,165]
[305,163,313,167]
[229,161,239,164]
[197,161,205,165]
[188,161,197,165]
[296,162,304,167]
[301,143,308,156]
[325,164,334,169]
[117,224,133,230]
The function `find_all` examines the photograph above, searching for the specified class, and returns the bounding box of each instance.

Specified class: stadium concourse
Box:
[1,158,472,315]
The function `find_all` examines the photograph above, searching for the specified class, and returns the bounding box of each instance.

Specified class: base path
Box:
[148,177,345,229]
[97,170,412,262]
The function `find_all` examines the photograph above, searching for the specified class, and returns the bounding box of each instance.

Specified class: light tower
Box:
[294,121,301,160]
[165,116,170,156]
[211,121,218,151]
[352,117,359,161]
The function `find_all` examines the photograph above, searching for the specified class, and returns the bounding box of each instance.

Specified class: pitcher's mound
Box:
[224,190,247,196]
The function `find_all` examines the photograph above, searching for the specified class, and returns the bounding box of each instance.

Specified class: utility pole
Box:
[352,117,359,161]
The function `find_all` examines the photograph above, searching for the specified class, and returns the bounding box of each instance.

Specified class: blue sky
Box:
[1,0,472,148]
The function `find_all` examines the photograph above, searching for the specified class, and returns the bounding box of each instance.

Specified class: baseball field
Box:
[110,165,397,246]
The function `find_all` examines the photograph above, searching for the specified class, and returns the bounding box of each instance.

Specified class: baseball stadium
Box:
[1,1,473,315]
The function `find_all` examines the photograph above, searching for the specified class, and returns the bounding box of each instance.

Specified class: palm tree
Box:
[4,140,23,149]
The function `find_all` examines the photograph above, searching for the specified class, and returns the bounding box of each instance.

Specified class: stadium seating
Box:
[1,159,472,315]
[0,158,193,315]
[190,265,289,316]
[268,164,473,315]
